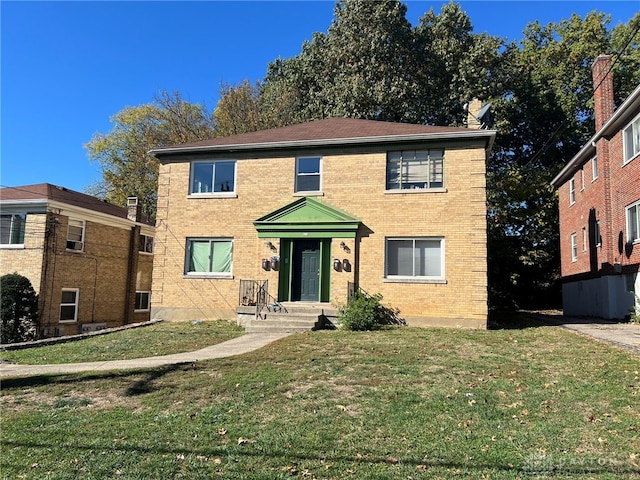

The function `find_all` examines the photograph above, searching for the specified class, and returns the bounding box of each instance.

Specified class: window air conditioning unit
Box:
[67,240,84,251]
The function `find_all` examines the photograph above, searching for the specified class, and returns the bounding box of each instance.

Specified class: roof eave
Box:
[149,130,497,159]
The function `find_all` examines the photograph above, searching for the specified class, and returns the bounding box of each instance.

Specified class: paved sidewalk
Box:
[0,332,291,379]
[529,312,640,355]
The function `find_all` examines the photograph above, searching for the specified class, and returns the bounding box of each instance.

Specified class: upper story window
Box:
[67,219,85,252]
[386,149,444,191]
[570,233,578,262]
[190,160,236,195]
[139,234,154,254]
[580,169,585,191]
[385,237,444,281]
[627,200,640,243]
[591,156,598,181]
[185,238,233,277]
[569,178,576,205]
[623,113,640,164]
[295,157,322,193]
[0,214,25,246]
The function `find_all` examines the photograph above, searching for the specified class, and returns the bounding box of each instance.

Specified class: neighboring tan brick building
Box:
[0,184,155,337]
[552,55,640,319]
[150,116,495,329]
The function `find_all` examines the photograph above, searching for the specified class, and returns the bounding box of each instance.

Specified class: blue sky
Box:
[1,1,638,193]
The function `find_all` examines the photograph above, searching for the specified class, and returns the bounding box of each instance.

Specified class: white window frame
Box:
[384,237,445,282]
[570,233,578,262]
[0,213,26,247]
[135,291,151,311]
[386,149,445,192]
[626,200,640,244]
[188,159,237,197]
[66,218,85,252]
[580,169,585,191]
[595,220,602,247]
[569,178,576,205]
[582,227,587,252]
[591,156,598,181]
[60,288,79,323]
[185,238,233,278]
[295,156,323,194]
[139,234,154,254]
[623,112,640,165]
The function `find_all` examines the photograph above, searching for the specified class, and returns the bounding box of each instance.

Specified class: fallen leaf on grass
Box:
[238,437,255,445]
[217,428,227,435]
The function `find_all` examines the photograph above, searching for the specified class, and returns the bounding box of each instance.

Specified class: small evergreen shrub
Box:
[1,273,38,344]
[339,291,405,331]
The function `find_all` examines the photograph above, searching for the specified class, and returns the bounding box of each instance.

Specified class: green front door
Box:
[293,240,320,302]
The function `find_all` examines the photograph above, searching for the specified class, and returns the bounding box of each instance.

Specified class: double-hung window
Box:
[591,156,598,181]
[60,289,79,322]
[67,219,85,251]
[386,149,444,191]
[139,234,154,253]
[569,178,575,205]
[295,157,322,193]
[385,237,444,280]
[623,113,640,164]
[570,233,578,262]
[186,238,233,276]
[135,291,151,311]
[190,160,236,194]
[627,200,640,243]
[0,214,25,246]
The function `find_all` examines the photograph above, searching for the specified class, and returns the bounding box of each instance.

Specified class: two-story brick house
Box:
[551,55,640,319]
[0,184,155,337]
[150,116,495,329]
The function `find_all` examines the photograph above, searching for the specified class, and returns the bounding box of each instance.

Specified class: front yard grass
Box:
[0,320,244,364]
[1,316,639,479]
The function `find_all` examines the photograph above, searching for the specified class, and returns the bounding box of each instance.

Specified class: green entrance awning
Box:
[253,197,360,238]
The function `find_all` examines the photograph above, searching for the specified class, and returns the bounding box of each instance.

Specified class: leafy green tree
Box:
[85,91,215,220]
[213,81,263,136]
[1,273,38,344]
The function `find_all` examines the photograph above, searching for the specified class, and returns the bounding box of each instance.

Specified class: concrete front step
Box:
[245,316,321,333]
[238,303,339,333]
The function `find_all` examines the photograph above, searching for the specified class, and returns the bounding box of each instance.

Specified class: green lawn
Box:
[1,317,639,479]
[0,320,244,364]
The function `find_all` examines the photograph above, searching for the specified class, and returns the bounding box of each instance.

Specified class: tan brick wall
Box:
[39,214,152,336]
[0,213,47,291]
[153,140,488,328]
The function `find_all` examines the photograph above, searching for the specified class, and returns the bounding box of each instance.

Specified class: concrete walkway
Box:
[529,311,640,355]
[0,332,291,379]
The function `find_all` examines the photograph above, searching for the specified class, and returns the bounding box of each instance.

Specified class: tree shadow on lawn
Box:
[489,310,626,330]
[0,363,195,395]
[3,437,637,477]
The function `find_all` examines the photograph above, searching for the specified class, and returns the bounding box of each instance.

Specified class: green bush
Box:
[339,291,405,331]
[1,273,38,344]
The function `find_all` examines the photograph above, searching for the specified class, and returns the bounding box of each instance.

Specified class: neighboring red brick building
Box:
[551,55,640,319]
[0,184,155,338]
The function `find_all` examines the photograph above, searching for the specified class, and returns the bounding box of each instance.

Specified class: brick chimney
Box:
[592,54,614,129]
[466,99,483,129]
[127,196,142,222]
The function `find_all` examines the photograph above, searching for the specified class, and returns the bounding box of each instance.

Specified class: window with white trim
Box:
[595,220,602,247]
[386,149,444,190]
[623,113,640,164]
[67,219,85,251]
[295,156,322,193]
[569,178,575,205]
[385,237,444,279]
[135,291,151,311]
[0,214,25,245]
[185,238,233,276]
[582,227,587,252]
[570,233,578,262]
[591,156,598,181]
[139,234,154,253]
[580,169,585,191]
[60,289,79,322]
[190,160,236,194]
[627,200,640,243]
